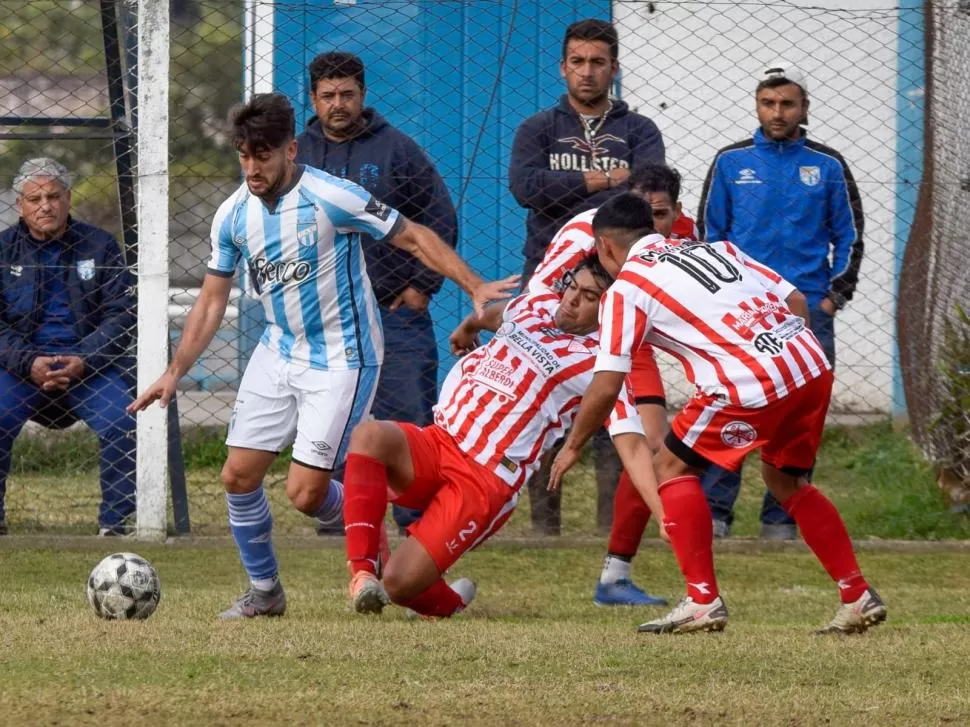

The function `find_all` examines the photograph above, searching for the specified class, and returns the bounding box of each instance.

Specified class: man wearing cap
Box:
[0,158,137,536]
[697,63,865,540]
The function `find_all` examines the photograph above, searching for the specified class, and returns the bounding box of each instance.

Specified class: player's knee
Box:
[286,481,325,515]
[382,562,420,603]
[220,460,260,492]
[348,420,391,460]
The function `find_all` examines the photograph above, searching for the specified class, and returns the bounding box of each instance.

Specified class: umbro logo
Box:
[735,168,762,185]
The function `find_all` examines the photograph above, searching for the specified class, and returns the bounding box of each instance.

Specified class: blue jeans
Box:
[0,366,136,528]
[701,303,836,526]
[373,306,439,528]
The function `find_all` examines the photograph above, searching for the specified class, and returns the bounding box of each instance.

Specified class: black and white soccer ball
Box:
[86,552,161,620]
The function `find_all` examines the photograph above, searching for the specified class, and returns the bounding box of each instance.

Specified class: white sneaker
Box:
[637,596,728,634]
[814,588,887,635]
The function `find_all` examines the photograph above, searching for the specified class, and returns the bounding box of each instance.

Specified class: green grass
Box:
[1,541,968,726]
[6,422,969,539]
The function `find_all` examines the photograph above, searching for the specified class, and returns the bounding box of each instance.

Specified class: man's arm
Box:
[628,116,666,167]
[612,432,664,520]
[826,152,865,305]
[696,153,731,242]
[508,115,593,213]
[129,272,233,412]
[449,299,511,356]
[388,219,517,316]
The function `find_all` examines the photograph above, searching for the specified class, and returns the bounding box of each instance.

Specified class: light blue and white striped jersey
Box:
[207,165,403,370]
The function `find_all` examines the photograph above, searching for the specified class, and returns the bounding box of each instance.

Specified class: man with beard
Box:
[295,51,458,536]
[130,93,516,619]
[508,17,665,536]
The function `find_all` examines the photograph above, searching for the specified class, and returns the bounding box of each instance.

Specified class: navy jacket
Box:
[698,129,865,306]
[0,218,135,378]
[295,109,458,307]
[508,95,665,266]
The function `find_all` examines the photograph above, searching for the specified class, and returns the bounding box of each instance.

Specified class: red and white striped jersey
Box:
[596,234,831,408]
[529,208,700,295]
[434,292,643,489]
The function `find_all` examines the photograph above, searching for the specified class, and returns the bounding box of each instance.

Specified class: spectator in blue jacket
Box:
[0,158,137,536]
[697,63,865,539]
[296,52,458,535]
[508,18,665,535]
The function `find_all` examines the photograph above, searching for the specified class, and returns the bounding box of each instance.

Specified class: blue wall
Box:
[270,0,610,381]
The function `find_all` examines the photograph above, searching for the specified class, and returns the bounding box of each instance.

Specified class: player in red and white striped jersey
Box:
[530,163,696,607]
[552,193,886,635]
[340,258,661,618]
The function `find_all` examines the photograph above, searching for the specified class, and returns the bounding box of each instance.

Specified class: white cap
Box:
[758,63,809,94]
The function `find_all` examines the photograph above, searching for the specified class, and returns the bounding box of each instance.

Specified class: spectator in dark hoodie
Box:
[507,19,665,535]
[296,51,458,535]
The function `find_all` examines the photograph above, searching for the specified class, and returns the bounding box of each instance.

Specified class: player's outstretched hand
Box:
[449,322,481,356]
[127,372,179,414]
[472,274,520,317]
[548,444,581,491]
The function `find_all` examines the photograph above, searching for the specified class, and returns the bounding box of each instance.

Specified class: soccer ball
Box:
[86,552,161,620]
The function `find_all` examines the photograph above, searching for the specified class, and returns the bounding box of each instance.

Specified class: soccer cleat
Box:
[218,581,287,620]
[814,588,887,635]
[349,570,390,615]
[712,519,731,539]
[637,596,728,634]
[594,580,668,607]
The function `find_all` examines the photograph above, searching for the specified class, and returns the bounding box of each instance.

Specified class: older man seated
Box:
[0,158,137,535]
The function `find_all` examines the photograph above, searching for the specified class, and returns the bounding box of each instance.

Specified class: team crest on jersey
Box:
[567,338,595,355]
[296,222,318,248]
[799,166,821,186]
[77,259,96,281]
[720,421,757,448]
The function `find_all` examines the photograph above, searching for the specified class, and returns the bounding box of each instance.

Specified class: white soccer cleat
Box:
[637,596,728,634]
[814,588,887,635]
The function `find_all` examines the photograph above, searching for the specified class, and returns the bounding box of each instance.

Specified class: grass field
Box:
[5,422,970,540]
[2,539,969,726]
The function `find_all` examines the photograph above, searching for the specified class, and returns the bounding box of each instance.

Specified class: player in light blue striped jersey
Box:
[130,93,517,618]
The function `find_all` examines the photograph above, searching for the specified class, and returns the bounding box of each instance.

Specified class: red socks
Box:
[607,470,652,558]
[782,485,868,603]
[344,453,389,576]
[660,475,719,604]
[399,579,465,618]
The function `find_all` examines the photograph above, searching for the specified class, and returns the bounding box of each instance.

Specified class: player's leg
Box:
[343,418,422,613]
[218,345,295,619]
[700,464,742,538]
[596,401,668,607]
[288,365,380,529]
[67,366,136,535]
[0,370,44,533]
[382,429,516,617]
[595,345,668,607]
[759,371,885,634]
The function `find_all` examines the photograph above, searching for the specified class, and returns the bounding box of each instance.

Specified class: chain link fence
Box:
[0,0,957,536]
[898,0,970,513]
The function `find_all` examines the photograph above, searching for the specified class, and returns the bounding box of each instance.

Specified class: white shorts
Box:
[226,343,380,470]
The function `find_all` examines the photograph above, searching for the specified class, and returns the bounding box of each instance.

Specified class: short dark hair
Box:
[562,19,618,61]
[228,93,295,152]
[629,163,682,204]
[309,51,366,92]
[592,193,655,249]
[573,254,614,291]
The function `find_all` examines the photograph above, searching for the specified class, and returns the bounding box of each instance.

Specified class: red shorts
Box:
[669,371,834,474]
[392,423,518,572]
[629,343,665,405]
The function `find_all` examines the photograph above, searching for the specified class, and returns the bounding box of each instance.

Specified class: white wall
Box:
[616,0,902,413]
